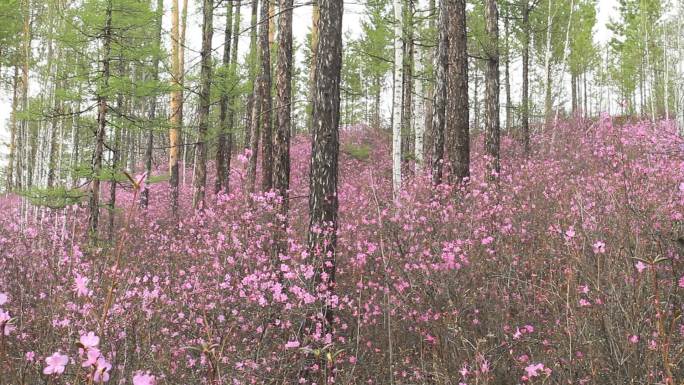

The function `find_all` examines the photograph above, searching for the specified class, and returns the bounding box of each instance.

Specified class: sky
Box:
[0,0,618,164]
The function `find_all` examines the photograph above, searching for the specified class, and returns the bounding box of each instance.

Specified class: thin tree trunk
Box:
[19,0,31,190]
[274,0,294,258]
[431,0,447,185]
[223,0,242,192]
[543,0,554,125]
[423,0,436,159]
[308,1,320,132]
[521,0,530,154]
[504,6,512,132]
[6,65,19,191]
[88,0,112,235]
[401,0,414,168]
[169,0,182,215]
[447,0,469,183]
[245,0,259,149]
[259,0,274,191]
[141,0,164,209]
[414,44,425,173]
[193,0,214,209]
[216,0,234,194]
[108,59,125,241]
[484,0,500,177]
[392,0,404,196]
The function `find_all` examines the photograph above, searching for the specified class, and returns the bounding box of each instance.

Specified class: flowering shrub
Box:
[0,117,682,384]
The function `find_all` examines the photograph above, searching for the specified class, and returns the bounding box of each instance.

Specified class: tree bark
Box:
[521,0,530,154]
[193,0,214,209]
[245,0,259,149]
[274,0,293,258]
[401,0,414,168]
[274,0,293,197]
[431,0,447,185]
[306,1,343,383]
[88,0,112,235]
[141,0,164,209]
[484,0,500,177]
[259,0,274,192]
[504,7,512,132]
[446,0,469,183]
[169,0,182,215]
[216,0,234,194]
[392,0,404,196]
[7,65,19,191]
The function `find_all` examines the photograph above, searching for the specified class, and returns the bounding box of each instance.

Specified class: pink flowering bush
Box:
[0,116,682,384]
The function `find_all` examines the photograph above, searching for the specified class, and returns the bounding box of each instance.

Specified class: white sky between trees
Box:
[0,0,616,167]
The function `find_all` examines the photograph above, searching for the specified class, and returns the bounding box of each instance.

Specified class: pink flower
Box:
[43,352,69,375]
[75,274,90,297]
[524,363,545,378]
[81,347,101,367]
[678,275,684,288]
[513,328,522,339]
[579,298,591,307]
[25,351,35,362]
[80,332,100,350]
[628,335,639,344]
[564,227,575,241]
[0,292,7,305]
[285,340,300,349]
[133,372,155,385]
[592,241,605,254]
[93,357,111,383]
[635,261,648,273]
[0,309,15,335]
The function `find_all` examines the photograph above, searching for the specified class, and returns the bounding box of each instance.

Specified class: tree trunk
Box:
[392,0,403,196]
[108,59,125,241]
[193,0,214,209]
[571,72,577,115]
[543,0,553,126]
[423,0,436,159]
[504,8,512,132]
[141,0,164,209]
[245,0,259,149]
[306,1,343,383]
[169,0,182,215]
[274,0,294,257]
[259,0,274,192]
[216,0,234,194]
[484,0,500,177]
[308,1,320,132]
[401,0,413,170]
[88,0,112,235]
[446,0,469,183]
[19,0,31,190]
[414,44,425,173]
[521,0,530,154]
[7,65,19,191]
[431,0,447,185]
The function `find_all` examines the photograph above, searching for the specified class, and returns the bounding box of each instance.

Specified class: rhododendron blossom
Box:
[133,372,155,385]
[43,352,69,375]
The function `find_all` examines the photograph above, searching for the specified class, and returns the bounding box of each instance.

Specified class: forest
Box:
[0,0,683,384]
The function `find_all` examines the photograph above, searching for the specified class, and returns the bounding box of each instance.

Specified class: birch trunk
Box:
[392,0,404,196]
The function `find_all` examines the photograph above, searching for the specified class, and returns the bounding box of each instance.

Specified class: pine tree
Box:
[306,0,343,382]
